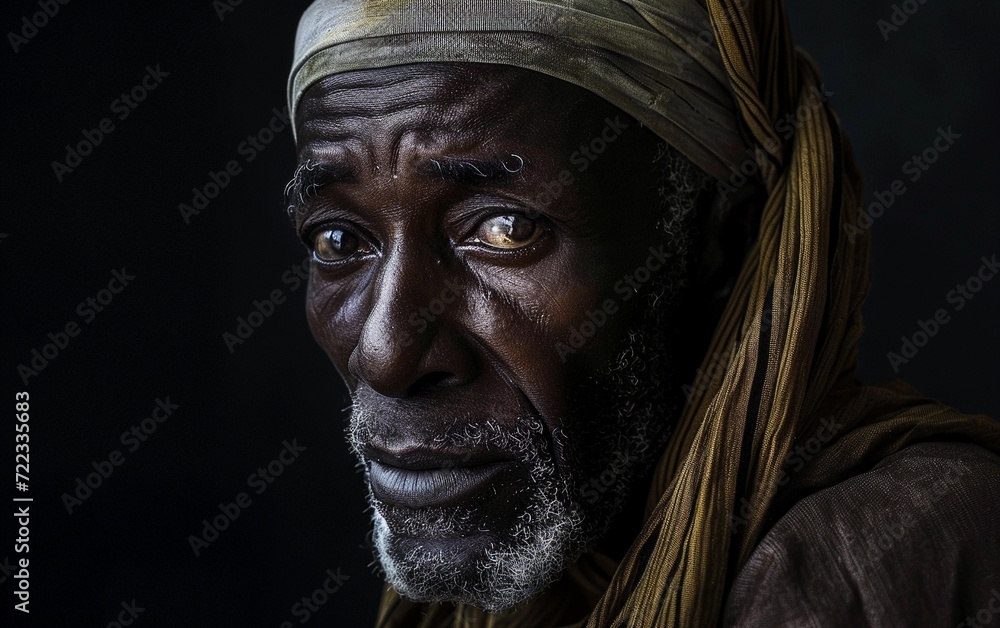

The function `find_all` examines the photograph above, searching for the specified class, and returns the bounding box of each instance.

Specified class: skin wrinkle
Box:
[450,282,569,448]
[293,63,722,612]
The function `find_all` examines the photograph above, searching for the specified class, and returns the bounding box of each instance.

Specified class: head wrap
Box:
[289,2,1000,626]
[288,0,750,181]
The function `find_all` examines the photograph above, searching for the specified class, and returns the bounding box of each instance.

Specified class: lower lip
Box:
[368,460,513,509]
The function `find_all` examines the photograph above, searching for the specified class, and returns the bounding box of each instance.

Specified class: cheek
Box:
[545,248,637,356]
[466,243,635,416]
[305,273,366,371]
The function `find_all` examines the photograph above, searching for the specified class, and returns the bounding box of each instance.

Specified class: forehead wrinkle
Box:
[301,105,497,184]
[301,72,453,117]
[298,67,530,144]
[300,71,504,129]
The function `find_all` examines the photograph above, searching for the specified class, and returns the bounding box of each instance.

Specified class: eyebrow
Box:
[284,153,527,221]
[284,159,353,220]
[418,154,525,186]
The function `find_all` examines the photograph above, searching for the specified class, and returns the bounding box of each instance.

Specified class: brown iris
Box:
[313,228,360,262]
[476,215,541,249]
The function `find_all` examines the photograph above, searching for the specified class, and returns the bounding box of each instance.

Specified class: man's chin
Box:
[373,502,502,565]
[370,494,587,612]
[381,530,501,587]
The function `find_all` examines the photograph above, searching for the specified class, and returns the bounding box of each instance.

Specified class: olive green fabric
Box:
[288,1,1000,627]
[288,0,749,181]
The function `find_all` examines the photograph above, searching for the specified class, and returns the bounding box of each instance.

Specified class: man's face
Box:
[290,63,708,611]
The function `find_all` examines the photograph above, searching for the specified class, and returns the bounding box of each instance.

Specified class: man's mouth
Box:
[365,445,518,509]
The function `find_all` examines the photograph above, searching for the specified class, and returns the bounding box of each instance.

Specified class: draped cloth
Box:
[288,1,1000,626]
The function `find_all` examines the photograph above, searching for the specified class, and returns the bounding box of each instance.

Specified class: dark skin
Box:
[291,63,736,608]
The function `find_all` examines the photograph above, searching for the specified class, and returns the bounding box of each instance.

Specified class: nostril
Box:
[409,371,457,394]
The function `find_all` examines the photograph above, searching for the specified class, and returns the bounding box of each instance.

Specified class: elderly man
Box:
[283,1,1000,626]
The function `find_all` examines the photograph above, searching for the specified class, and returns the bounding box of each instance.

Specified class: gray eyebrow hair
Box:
[419,154,525,186]
[284,159,354,220]
[284,153,527,221]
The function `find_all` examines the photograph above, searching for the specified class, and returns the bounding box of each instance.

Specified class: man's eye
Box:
[473,214,542,249]
[312,228,361,262]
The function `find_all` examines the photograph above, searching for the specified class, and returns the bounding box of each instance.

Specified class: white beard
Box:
[369,419,587,611]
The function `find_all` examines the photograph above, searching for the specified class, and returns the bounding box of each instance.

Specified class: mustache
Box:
[347,400,562,464]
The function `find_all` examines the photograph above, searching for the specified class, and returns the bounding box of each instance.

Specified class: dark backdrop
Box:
[2,1,997,626]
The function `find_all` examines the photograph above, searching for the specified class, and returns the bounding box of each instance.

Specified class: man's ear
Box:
[695,182,760,304]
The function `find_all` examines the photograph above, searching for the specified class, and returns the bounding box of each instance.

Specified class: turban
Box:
[289,1,1000,626]
[288,0,750,181]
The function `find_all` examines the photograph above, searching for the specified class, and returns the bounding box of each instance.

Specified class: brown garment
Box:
[725,442,1000,627]
[375,441,1000,627]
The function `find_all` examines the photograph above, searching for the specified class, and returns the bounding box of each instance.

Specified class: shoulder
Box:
[724,441,1000,628]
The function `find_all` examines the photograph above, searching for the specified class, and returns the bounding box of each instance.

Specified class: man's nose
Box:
[348,250,477,398]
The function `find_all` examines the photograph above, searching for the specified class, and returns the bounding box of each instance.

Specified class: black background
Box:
[2,1,997,626]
